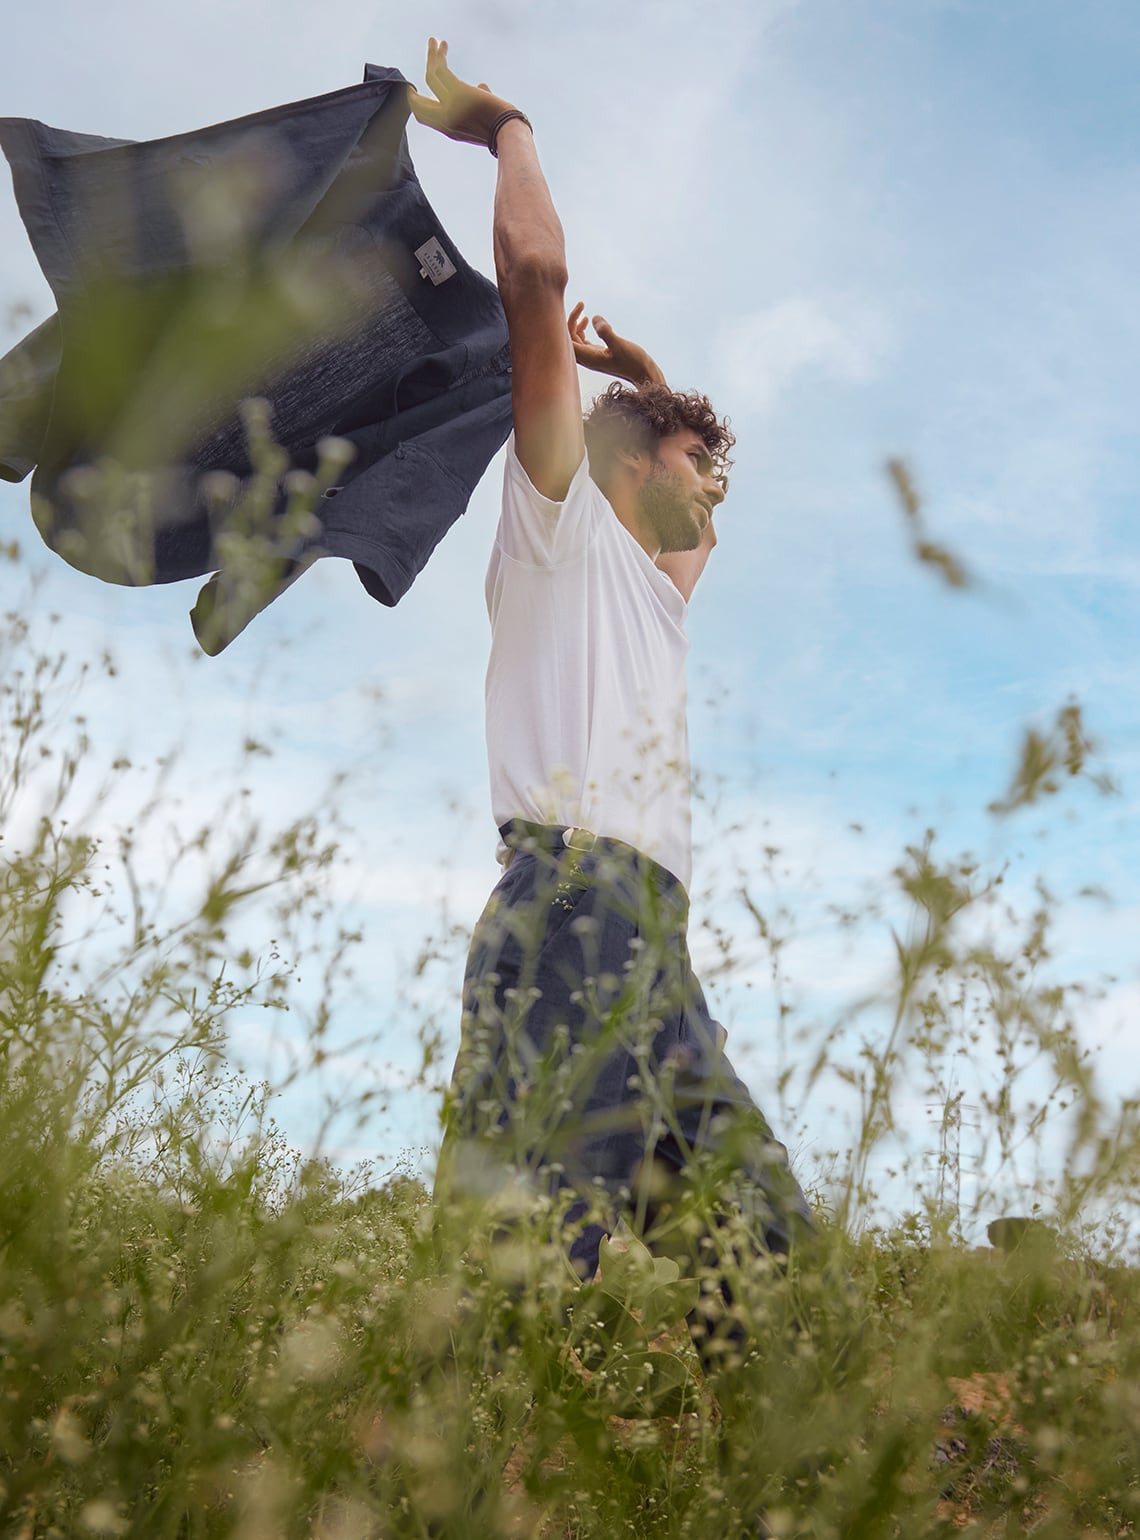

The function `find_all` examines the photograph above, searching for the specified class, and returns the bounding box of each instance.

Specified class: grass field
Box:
[3,563,1139,1539]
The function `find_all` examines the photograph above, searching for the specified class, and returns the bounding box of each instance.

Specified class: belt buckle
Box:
[563,826,596,852]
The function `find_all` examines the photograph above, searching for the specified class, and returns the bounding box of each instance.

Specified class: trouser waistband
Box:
[497,819,688,917]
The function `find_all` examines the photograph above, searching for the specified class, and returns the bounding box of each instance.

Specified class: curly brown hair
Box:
[583,382,735,489]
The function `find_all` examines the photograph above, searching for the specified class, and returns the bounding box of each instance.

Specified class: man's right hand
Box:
[406,38,517,149]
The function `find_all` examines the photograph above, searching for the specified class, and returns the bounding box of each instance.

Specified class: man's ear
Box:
[613,445,650,479]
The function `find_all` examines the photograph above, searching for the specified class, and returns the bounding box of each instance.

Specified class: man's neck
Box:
[590,470,660,559]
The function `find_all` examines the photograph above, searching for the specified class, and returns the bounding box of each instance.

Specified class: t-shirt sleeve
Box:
[496,433,599,567]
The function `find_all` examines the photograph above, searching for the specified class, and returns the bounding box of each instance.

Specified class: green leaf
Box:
[596,1231,655,1305]
[603,1349,696,1419]
[641,1278,701,1339]
[651,1254,681,1286]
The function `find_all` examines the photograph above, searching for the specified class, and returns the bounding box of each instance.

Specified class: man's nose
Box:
[705,476,726,507]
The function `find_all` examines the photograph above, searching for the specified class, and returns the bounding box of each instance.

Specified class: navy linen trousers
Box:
[438,824,814,1281]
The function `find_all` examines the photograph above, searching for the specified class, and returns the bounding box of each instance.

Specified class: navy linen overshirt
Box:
[0,66,512,652]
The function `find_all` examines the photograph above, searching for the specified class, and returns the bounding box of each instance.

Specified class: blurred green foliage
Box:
[2,544,1139,1537]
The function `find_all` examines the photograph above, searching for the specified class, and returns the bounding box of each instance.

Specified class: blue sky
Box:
[2,0,1138,1239]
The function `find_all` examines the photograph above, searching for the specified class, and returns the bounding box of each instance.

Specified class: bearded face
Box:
[637,460,703,555]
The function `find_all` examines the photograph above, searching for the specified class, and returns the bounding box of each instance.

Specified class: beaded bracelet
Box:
[488,109,533,157]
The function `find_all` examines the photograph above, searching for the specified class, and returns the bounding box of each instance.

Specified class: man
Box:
[410,41,812,1299]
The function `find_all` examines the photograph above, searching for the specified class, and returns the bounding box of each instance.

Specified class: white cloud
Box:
[715,295,892,416]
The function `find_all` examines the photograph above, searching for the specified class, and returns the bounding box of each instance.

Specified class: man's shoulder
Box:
[502,432,607,512]
[496,433,613,568]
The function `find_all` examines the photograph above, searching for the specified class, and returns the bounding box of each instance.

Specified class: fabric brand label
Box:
[414,236,458,285]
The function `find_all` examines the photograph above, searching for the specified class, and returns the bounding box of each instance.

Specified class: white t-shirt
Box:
[485,435,692,891]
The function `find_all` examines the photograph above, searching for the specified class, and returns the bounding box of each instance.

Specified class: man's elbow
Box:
[499,249,569,299]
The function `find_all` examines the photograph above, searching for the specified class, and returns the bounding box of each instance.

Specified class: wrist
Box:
[488,109,533,156]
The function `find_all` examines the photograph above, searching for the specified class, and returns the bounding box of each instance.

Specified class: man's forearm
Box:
[492,121,567,294]
[656,522,717,604]
[407,41,566,291]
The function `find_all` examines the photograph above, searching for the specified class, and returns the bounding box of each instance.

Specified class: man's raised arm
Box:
[408,40,583,502]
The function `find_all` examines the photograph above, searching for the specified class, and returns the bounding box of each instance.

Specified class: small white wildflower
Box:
[80,1499,128,1536]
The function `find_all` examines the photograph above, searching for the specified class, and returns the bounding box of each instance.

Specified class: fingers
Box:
[418,38,444,106]
[424,37,449,94]
[593,315,616,341]
[427,36,460,92]
[406,87,442,126]
[567,300,619,373]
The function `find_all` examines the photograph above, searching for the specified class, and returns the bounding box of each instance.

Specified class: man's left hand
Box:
[567,303,666,388]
